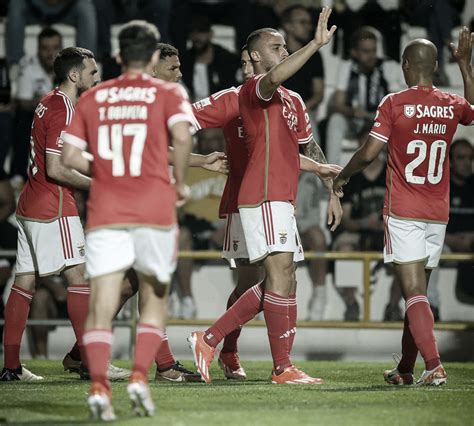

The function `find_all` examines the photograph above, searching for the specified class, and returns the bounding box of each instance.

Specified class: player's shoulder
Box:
[433,87,469,105]
[286,88,306,108]
[242,75,261,89]
[211,86,240,100]
[40,89,74,113]
[378,87,416,107]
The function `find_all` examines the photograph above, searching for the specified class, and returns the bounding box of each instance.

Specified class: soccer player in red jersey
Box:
[62,42,223,384]
[334,27,474,386]
[191,46,341,380]
[62,21,194,420]
[189,7,340,385]
[0,47,100,382]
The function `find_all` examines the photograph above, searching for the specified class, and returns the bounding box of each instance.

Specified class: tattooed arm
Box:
[302,138,330,187]
[301,138,343,231]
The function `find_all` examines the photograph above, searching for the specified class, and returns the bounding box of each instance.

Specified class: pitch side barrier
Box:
[0,250,473,335]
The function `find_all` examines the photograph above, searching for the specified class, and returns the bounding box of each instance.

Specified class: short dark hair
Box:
[281,5,309,25]
[246,28,279,53]
[241,44,248,52]
[119,20,160,66]
[38,26,62,43]
[351,26,377,49]
[53,47,94,84]
[156,43,179,60]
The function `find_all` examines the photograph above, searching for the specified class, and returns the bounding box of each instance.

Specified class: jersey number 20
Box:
[98,123,147,176]
[405,139,447,185]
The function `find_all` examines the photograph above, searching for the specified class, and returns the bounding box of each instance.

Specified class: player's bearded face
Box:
[260,33,288,71]
[77,58,100,95]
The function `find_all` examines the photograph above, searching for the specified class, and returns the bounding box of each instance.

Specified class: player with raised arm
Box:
[188,7,340,385]
[189,44,341,381]
[333,27,474,387]
[0,47,100,382]
[62,21,194,420]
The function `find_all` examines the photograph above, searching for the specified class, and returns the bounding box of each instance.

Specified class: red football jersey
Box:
[192,86,247,217]
[370,85,474,223]
[63,73,194,231]
[16,89,78,221]
[237,75,312,207]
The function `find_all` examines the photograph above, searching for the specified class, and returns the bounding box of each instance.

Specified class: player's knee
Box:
[64,263,86,285]
[14,274,36,292]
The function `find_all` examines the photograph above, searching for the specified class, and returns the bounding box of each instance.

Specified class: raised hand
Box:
[314,6,337,48]
[449,26,473,67]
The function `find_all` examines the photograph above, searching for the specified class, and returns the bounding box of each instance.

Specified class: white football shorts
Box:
[85,226,178,282]
[15,216,86,277]
[239,201,304,264]
[383,215,446,268]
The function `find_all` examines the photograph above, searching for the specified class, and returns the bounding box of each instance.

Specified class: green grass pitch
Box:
[0,360,473,425]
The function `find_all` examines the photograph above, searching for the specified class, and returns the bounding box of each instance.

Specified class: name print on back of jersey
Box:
[404,103,455,135]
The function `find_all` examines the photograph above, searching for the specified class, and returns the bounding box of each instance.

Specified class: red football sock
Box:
[288,294,297,354]
[3,285,33,369]
[222,289,242,353]
[83,329,113,390]
[397,313,418,374]
[134,324,165,380]
[155,332,176,371]
[263,291,292,374]
[405,295,440,371]
[67,284,90,367]
[68,342,82,361]
[204,284,264,348]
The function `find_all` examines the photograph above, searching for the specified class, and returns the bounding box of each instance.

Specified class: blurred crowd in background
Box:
[0,0,472,359]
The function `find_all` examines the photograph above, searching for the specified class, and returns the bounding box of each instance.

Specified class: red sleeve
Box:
[164,83,195,129]
[294,95,313,145]
[192,89,235,130]
[62,97,89,151]
[45,100,71,156]
[369,94,393,144]
[459,97,474,126]
[242,75,273,107]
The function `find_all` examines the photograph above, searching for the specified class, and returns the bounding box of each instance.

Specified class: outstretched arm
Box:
[333,136,385,194]
[259,7,336,100]
[168,147,228,174]
[450,26,474,103]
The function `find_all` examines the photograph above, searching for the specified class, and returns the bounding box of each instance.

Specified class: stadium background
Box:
[0,0,474,372]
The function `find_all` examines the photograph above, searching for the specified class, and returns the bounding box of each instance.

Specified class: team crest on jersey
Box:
[233,240,239,251]
[404,105,416,118]
[78,245,85,257]
[279,231,288,245]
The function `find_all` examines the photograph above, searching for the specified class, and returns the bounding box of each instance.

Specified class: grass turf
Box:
[0,360,473,425]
